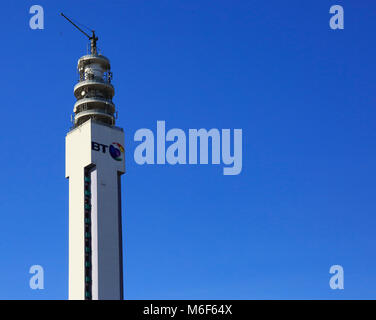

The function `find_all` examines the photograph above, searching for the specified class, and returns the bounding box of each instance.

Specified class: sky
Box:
[0,0,375,299]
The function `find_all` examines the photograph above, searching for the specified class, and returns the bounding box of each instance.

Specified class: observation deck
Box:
[73,54,116,127]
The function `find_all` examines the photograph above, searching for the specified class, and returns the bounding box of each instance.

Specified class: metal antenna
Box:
[61,13,98,55]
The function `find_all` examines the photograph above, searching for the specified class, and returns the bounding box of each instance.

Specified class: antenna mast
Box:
[61,13,98,55]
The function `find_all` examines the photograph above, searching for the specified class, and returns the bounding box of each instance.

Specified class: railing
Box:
[78,71,113,83]
[74,97,114,107]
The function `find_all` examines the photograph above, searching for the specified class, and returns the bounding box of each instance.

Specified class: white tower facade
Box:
[65,50,125,300]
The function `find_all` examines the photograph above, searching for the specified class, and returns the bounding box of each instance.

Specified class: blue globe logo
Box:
[109,142,124,161]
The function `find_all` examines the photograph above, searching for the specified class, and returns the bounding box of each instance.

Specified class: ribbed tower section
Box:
[73,54,116,127]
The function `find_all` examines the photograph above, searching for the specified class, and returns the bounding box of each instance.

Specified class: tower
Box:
[64,15,125,300]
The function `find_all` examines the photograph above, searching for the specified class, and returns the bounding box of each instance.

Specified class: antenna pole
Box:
[61,13,98,55]
[90,30,98,55]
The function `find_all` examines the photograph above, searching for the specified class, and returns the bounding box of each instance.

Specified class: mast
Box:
[61,13,98,55]
[64,13,125,300]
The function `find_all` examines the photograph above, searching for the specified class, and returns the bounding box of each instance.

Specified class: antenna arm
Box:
[60,13,92,39]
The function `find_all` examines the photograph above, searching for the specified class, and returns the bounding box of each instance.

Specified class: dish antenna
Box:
[61,13,98,55]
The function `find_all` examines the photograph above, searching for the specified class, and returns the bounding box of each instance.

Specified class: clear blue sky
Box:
[0,0,375,299]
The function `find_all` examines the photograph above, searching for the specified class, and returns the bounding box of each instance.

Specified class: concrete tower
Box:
[65,27,125,300]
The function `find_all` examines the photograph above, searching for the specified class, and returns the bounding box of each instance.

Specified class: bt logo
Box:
[92,141,124,161]
[109,143,124,161]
